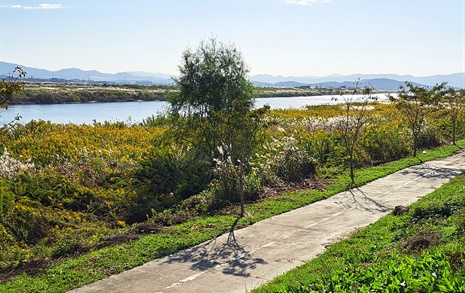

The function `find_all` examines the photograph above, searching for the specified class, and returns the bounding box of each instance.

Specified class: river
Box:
[0,94,390,125]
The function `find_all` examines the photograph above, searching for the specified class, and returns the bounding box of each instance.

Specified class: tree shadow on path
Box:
[163,217,266,277]
[404,163,463,180]
[346,187,391,213]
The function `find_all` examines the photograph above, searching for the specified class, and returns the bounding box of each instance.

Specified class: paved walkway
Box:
[70,151,465,293]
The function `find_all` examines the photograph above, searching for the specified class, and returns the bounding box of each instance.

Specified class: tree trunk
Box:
[413,128,418,157]
[239,161,245,218]
[349,152,355,187]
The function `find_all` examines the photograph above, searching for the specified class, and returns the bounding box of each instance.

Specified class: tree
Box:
[390,82,446,157]
[334,82,375,187]
[1,66,26,108]
[442,88,465,145]
[168,37,264,217]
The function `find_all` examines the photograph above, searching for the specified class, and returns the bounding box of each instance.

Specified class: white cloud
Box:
[286,0,330,5]
[38,4,63,9]
[1,3,64,9]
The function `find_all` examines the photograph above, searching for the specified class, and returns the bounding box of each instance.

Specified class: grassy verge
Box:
[1,141,464,293]
[252,168,465,292]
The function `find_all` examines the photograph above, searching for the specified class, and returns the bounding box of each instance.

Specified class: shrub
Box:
[303,130,336,168]
[417,124,443,149]
[127,146,212,223]
[276,146,315,182]
[256,136,316,186]
[4,198,52,245]
[361,122,410,164]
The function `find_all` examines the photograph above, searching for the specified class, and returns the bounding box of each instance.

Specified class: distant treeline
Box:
[258,87,340,98]
[10,87,169,104]
[9,84,344,105]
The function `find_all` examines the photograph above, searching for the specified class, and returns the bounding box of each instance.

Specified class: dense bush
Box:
[275,146,316,182]
[361,120,410,164]
[128,148,209,223]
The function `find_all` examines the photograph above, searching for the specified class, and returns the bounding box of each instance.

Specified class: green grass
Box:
[252,158,465,292]
[1,141,464,293]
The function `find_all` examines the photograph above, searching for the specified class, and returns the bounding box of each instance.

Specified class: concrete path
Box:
[70,151,465,293]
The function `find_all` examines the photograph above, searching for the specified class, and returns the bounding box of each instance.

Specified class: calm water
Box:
[0,94,390,125]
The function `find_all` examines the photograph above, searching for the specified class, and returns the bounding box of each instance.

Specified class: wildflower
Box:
[0,149,35,179]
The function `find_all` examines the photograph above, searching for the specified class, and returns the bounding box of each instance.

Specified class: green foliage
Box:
[300,249,465,293]
[362,122,410,164]
[0,66,26,108]
[275,146,315,183]
[391,82,446,156]
[168,36,262,168]
[128,146,211,223]
[304,130,336,167]
[168,37,265,216]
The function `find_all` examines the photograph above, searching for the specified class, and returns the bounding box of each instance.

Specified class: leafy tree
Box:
[390,82,446,157]
[334,82,375,187]
[168,37,264,217]
[1,66,26,108]
[442,88,465,145]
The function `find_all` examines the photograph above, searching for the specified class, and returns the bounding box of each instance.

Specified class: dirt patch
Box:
[402,235,437,252]
[0,223,165,283]
[393,205,410,216]
[0,258,50,283]
[449,248,464,270]
[262,177,327,198]
[130,222,164,234]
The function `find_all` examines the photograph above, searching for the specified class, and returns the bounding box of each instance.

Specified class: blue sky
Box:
[0,0,464,77]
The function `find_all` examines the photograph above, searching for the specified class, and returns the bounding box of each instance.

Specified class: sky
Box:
[0,0,464,77]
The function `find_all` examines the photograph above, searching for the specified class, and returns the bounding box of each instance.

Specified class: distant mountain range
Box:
[0,61,174,85]
[251,73,465,89]
[1,61,464,90]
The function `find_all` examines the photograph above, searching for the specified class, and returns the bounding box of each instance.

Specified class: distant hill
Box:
[1,61,463,89]
[250,73,465,89]
[0,61,173,85]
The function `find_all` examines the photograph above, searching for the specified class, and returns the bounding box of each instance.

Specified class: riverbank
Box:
[9,83,369,105]
[10,83,170,105]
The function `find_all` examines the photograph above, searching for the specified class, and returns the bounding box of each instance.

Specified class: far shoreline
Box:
[8,82,393,105]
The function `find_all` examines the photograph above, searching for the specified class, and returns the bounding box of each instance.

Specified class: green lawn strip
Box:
[1,141,464,293]
[0,215,238,293]
[252,173,465,292]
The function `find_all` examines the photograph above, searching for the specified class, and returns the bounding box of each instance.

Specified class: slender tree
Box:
[390,82,446,157]
[168,37,264,217]
[442,88,465,145]
[335,81,375,187]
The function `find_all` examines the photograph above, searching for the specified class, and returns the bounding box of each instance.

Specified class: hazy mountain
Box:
[268,79,414,90]
[250,73,465,89]
[126,71,172,79]
[0,61,173,85]
[1,61,463,89]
